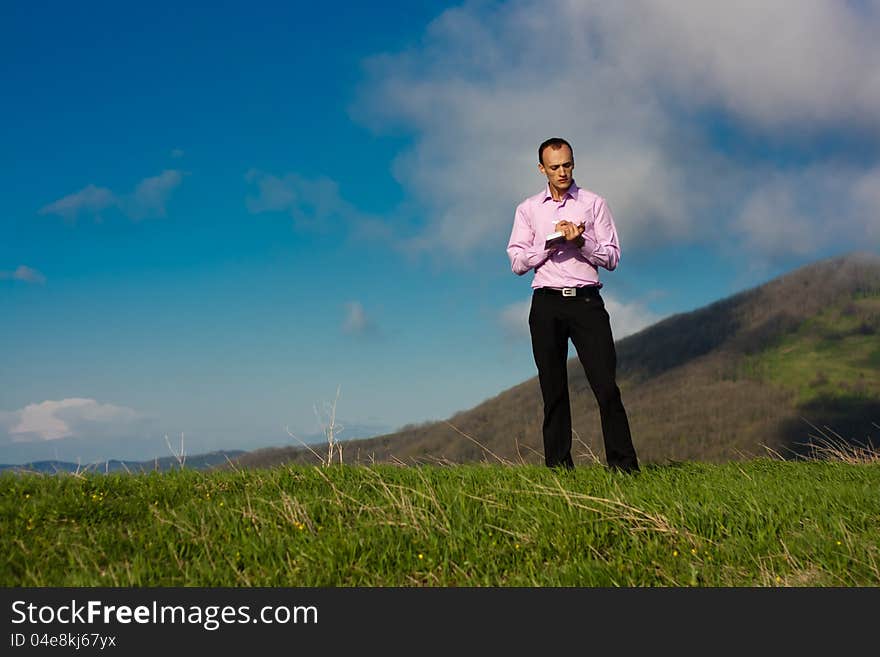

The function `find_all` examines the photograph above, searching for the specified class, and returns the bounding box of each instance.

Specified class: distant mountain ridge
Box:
[229,251,880,469]
[0,450,246,474]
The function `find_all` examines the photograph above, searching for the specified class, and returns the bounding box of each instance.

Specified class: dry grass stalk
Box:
[284,425,325,465]
[283,385,345,467]
[164,432,186,470]
[360,467,451,537]
[573,428,602,465]
[272,492,316,533]
[315,384,344,466]
[803,421,880,464]
[444,421,513,465]
[517,475,697,542]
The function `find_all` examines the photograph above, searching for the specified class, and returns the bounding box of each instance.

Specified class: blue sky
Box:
[3,1,879,464]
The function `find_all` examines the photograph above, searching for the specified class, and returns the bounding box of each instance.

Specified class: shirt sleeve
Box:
[507,203,552,275]
[579,196,620,271]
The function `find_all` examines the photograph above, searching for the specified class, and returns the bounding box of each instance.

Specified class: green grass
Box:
[745,294,880,403]
[2,459,879,586]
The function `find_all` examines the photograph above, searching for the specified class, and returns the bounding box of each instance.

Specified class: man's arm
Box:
[507,204,553,275]
[577,197,621,271]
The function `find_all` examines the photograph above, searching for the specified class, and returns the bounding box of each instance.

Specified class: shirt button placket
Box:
[556,205,566,259]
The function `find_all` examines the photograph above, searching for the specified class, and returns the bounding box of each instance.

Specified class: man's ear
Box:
[537,162,546,176]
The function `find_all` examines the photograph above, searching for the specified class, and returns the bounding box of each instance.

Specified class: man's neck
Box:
[548,182,573,201]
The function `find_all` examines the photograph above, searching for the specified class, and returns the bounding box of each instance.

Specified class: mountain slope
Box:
[232,251,880,468]
[0,450,247,474]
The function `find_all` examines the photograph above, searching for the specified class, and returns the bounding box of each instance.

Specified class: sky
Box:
[3,0,879,465]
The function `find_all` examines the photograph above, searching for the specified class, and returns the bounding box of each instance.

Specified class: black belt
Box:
[534,286,601,297]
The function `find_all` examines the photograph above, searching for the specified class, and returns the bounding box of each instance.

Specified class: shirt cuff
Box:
[579,235,598,259]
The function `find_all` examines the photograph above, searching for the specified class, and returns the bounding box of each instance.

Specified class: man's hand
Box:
[557,220,585,246]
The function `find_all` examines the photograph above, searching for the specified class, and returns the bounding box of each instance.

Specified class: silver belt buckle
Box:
[562,287,577,297]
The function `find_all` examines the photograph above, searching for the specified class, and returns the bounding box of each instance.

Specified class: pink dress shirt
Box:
[506,181,621,289]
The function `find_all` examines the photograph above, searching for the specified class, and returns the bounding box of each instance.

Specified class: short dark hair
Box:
[538,137,573,165]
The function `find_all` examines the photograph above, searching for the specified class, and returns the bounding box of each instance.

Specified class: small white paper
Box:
[544,231,564,249]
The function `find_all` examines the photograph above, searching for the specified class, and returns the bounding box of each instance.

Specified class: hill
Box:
[230,251,880,469]
[0,450,246,474]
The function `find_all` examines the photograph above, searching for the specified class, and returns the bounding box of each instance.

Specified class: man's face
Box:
[538,145,574,190]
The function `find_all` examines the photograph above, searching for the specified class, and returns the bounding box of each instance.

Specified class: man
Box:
[506,137,639,473]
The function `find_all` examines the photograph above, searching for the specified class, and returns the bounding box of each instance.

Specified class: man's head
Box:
[538,137,574,192]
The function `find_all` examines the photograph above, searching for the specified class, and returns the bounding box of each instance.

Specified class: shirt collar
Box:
[542,180,579,203]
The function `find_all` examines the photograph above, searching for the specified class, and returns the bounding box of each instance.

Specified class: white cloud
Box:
[498,299,531,340]
[245,169,302,215]
[124,170,184,221]
[38,171,185,223]
[342,301,376,336]
[0,398,142,443]
[603,295,664,340]
[353,0,880,262]
[498,293,661,342]
[245,169,361,227]
[851,166,880,244]
[244,168,397,243]
[601,1,880,130]
[734,163,880,259]
[0,265,46,284]
[38,184,117,223]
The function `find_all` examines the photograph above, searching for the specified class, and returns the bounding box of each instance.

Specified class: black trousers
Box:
[528,288,639,471]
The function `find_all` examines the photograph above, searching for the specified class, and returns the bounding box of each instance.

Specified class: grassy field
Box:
[3,449,879,587]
